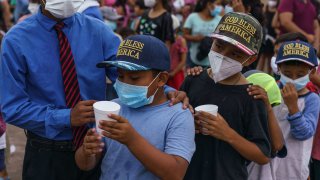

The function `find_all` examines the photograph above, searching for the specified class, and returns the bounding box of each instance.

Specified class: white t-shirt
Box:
[0,133,6,150]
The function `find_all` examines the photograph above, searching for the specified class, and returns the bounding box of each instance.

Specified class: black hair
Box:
[114,0,128,16]
[242,0,264,25]
[279,60,312,68]
[194,0,215,12]
[135,0,148,9]
[118,28,136,39]
[152,70,162,77]
[275,32,308,45]
[162,0,172,12]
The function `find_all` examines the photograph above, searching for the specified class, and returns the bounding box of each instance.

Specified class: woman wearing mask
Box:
[183,0,223,68]
[137,0,174,48]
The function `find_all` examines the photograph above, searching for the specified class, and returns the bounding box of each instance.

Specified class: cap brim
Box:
[275,58,315,67]
[96,61,150,71]
[209,34,255,56]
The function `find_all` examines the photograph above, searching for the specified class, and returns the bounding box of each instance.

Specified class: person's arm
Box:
[197,112,270,165]
[279,12,314,43]
[248,85,284,153]
[0,0,12,30]
[76,128,104,171]
[182,14,204,42]
[170,37,187,76]
[286,93,320,140]
[182,28,204,42]
[0,36,96,139]
[99,114,192,179]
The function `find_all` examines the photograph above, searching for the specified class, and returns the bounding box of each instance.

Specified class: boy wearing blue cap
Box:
[273,41,320,180]
[75,35,195,179]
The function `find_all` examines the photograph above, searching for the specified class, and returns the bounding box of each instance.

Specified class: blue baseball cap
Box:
[275,41,318,67]
[97,35,170,71]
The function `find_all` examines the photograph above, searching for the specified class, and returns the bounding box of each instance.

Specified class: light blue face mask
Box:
[224,5,234,14]
[211,5,223,17]
[113,74,160,108]
[280,73,310,91]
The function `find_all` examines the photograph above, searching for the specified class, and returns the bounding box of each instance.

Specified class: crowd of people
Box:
[0,0,320,180]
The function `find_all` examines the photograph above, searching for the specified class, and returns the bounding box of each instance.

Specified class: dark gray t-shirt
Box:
[181,71,271,180]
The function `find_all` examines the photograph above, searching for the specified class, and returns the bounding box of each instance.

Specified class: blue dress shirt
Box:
[0,10,120,140]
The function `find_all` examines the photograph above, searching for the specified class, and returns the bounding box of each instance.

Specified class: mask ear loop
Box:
[241,56,252,66]
[147,72,161,98]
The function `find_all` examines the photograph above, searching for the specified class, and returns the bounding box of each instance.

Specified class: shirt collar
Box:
[36,7,76,31]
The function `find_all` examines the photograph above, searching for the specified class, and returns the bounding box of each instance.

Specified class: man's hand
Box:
[71,100,96,127]
[247,85,270,107]
[195,111,234,141]
[82,128,104,157]
[167,91,193,112]
[99,114,138,146]
[281,83,299,115]
[187,66,203,76]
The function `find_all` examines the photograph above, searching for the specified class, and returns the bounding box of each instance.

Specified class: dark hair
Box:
[152,70,162,77]
[275,32,308,45]
[114,0,128,16]
[279,60,312,68]
[242,0,264,25]
[118,28,136,39]
[162,0,172,12]
[135,0,148,9]
[194,0,215,12]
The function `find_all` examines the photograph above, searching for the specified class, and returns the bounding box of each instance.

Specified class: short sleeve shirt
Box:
[181,71,271,180]
[99,100,195,180]
[137,11,174,43]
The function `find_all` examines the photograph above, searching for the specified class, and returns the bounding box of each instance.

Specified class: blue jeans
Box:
[13,0,29,22]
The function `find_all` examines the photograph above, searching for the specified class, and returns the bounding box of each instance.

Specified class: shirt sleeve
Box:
[164,110,195,163]
[0,37,71,139]
[277,0,294,14]
[162,13,175,43]
[287,93,320,140]
[244,98,271,158]
[102,25,121,83]
[183,13,194,29]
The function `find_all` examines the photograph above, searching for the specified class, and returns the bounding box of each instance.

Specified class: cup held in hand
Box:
[93,101,121,134]
[195,104,218,135]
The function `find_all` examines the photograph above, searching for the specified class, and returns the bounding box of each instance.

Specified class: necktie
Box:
[54,22,88,150]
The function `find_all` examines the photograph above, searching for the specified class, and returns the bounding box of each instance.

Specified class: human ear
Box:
[158,72,169,87]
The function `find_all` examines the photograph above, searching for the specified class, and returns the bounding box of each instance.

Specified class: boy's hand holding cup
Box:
[93,101,121,134]
[195,105,218,135]
[82,128,104,157]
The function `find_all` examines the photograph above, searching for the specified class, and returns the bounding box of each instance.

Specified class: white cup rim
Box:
[93,101,121,113]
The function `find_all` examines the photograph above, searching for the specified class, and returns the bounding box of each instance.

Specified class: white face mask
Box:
[44,0,84,19]
[144,0,156,8]
[208,51,247,83]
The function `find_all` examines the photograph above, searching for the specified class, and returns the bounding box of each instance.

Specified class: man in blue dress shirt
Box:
[0,0,119,179]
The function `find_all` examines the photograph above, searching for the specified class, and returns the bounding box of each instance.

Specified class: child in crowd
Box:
[131,0,147,31]
[167,15,188,90]
[137,0,174,47]
[273,41,320,180]
[75,35,195,179]
[244,70,285,180]
[181,12,271,180]
[270,32,308,78]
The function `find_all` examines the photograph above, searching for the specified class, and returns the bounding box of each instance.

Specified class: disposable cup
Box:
[195,104,218,135]
[93,101,121,134]
[195,104,218,116]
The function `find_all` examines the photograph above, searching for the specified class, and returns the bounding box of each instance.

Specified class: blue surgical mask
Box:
[225,5,234,14]
[280,73,310,91]
[211,5,223,17]
[113,74,160,108]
